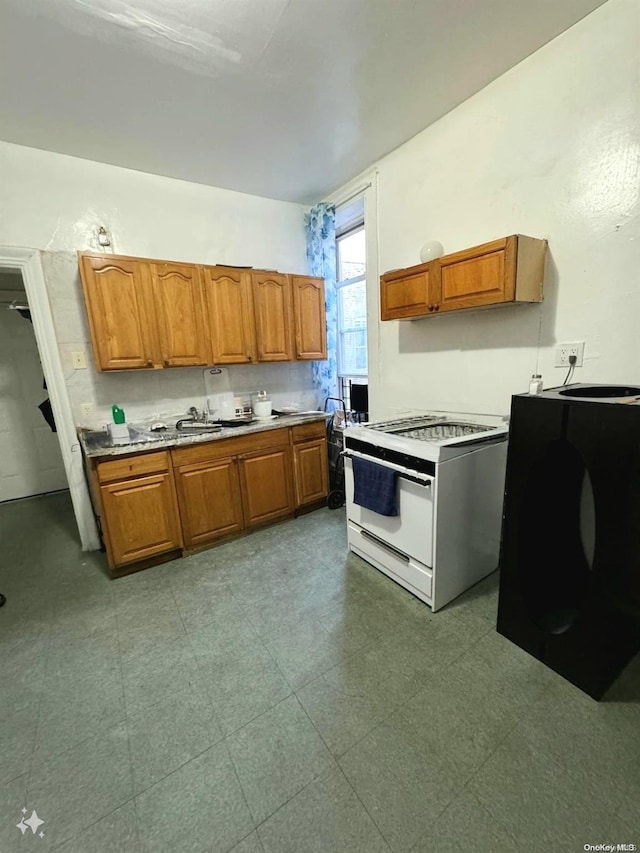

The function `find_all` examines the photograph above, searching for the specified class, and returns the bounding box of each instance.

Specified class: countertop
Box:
[79,413,332,459]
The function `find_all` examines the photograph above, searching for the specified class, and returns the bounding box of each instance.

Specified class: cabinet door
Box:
[175,456,244,548]
[79,254,158,370]
[437,237,516,313]
[291,275,327,360]
[151,263,210,367]
[100,472,182,567]
[239,448,294,526]
[252,272,294,362]
[293,438,329,507]
[380,264,435,320]
[202,266,256,364]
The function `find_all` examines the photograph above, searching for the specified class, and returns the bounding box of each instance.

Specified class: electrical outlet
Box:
[555,341,585,368]
[71,350,87,369]
[80,403,94,419]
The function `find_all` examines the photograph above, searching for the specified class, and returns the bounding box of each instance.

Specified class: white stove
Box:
[343,411,509,611]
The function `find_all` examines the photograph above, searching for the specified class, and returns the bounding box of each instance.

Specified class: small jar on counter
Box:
[529,374,543,395]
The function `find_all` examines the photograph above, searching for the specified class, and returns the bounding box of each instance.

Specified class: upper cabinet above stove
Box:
[380,235,547,321]
[78,252,326,371]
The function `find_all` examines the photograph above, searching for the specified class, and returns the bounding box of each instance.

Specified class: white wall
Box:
[0,140,307,268]
[0,142,316,428]
[362,0,640,419]
[0,289,68,502]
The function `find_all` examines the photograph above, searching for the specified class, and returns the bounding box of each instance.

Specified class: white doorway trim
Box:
[0,246,100,550]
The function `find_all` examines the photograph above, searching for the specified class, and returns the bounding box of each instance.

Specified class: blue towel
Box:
[352,457,398,516]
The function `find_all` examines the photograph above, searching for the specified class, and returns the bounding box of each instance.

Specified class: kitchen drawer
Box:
[291,420,326,443]
[171,427,289,467]
[347,520,433,602]
[97,451,170,483]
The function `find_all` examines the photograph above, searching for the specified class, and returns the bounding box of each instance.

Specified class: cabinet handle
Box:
[247,353,252,362]
[428,305,434,312]
[163,357,169,366]
[434,305,440,312]
[146,359,153,367]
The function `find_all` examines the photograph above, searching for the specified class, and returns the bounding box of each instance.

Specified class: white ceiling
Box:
[1,0,608,204]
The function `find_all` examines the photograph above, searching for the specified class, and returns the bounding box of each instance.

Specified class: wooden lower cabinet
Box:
[92,420,329,575]
[293,438,329,507]
[174,457,244,548]
[239,448,294,527]
[99,472,182,567]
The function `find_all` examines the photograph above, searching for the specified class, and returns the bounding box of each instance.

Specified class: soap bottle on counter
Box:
[529,374,543,395]
[108,404,130,444]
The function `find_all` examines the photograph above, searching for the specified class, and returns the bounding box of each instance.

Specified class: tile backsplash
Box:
[41,251,320,429]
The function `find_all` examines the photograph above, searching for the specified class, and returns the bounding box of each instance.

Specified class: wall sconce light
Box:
[97,226,111,247]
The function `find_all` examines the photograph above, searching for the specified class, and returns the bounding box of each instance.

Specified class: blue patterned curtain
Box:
[304,203,337,407]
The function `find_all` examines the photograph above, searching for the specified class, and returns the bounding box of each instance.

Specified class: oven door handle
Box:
[341,450,433,487]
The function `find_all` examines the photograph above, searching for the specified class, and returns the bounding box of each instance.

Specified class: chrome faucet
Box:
[176,405,221,431]
[175,406,205,429]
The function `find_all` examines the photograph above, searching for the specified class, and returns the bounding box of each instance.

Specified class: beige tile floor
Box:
[0,491,639,851]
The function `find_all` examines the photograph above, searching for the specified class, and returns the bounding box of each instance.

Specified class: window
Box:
[336,222,367,388]
[336,210,367,416]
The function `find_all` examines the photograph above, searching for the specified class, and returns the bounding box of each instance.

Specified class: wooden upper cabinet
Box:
[150,263,210,367]
[380,265,435,321]
[252,272,294,361]
[291,275,327,360]
[438,237,514,313]
[79,254,158,370]
[79,252,325,370]
[202,266,256,364]
[380,235,547,321]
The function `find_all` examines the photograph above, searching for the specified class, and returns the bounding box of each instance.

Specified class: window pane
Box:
[338,228,366,281]
[338,279,367,376]
[339,279,366,329]
[340,330,368,375]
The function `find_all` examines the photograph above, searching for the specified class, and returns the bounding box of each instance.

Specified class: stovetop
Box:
[368,416,497,442]
[344,412,509,463]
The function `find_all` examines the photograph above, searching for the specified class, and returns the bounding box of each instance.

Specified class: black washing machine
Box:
[496,383,640,699]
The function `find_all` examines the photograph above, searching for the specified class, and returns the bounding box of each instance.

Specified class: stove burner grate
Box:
[394,422,494,441]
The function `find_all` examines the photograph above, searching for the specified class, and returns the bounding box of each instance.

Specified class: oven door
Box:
[343,451,434,568]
